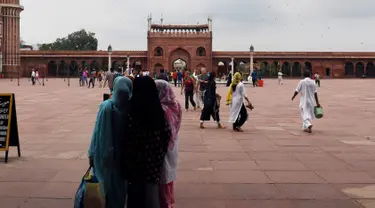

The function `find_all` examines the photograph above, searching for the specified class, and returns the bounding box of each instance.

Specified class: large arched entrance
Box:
[169,48,191,71]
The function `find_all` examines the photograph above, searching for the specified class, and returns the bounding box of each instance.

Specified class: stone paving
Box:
[0,77,375,208]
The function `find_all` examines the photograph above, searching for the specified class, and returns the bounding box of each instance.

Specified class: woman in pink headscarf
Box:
[155,80,182,208]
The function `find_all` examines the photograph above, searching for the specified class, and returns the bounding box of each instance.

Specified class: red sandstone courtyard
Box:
[0,78,375,208]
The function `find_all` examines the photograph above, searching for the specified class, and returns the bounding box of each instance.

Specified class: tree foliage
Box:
[39,29,98,51]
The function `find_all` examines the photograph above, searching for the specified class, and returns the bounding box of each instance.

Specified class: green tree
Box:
[39,29,98,51]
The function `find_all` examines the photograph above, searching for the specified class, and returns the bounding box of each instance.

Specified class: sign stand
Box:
[0,93,21,163]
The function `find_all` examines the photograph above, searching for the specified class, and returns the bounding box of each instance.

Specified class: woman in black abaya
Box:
[126,76,171,208]
[199,72,225,129]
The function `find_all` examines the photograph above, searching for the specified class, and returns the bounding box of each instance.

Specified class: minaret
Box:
[208,16,212,32]
[147,13,152,31]
[0,0,24,77]
[160,13,163,26]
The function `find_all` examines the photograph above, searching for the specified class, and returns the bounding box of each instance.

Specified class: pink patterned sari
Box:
[155,80,182,208]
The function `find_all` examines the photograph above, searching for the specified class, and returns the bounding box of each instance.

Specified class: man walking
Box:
[278,70,283,85]
[177,70,183,87]
[251,70,257,87]
[103,68,115,93]
[292,70,321,133]
[314,72,320,87]
[88,69,96,88]
[197,68,209,109]
[31,69,36,85]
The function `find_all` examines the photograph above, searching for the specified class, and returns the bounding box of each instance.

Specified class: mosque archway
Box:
[270,61,279,77]
[355,62,365,77]
[69,61,79,76]
[169,48,190,70]
[58,61,67,76]
[260,62,270,77]
[292,62,302,77]
[196,47,206,56]
[366,62,375,77]
[345,62,354,76]
[154,47,164,57]
[217,61,226,76]
[47,61,57,77]
[305,62,312,71]
[282,62,291,76]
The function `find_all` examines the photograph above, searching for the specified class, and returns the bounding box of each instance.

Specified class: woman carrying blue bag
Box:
[81,76,133,208]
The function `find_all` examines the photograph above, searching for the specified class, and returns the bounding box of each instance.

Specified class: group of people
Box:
[79,68,104,88]
[89,76,182,208]
[178,67,253,131]
[30,69,41,85]
[88,66,323,207]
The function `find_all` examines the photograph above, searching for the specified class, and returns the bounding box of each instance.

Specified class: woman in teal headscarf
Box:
[88,76,133,208]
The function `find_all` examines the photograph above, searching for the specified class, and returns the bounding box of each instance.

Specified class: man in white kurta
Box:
[277,70,283,85]
[292,71,321,133]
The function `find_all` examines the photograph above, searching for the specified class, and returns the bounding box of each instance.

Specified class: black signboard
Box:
[0,93,21,163]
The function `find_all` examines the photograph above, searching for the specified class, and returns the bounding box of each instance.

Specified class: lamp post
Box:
[231,57,234,75]
[108,45,112,71]
[17,65,20,86]
[250,45,254,74]
[127,55,130,74]
[68,67,70,86]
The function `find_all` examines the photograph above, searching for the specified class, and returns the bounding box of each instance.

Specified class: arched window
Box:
[196,47,206,56]
[154,47,163,56]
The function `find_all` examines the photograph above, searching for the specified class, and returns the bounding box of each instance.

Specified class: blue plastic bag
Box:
[74,166,103,208]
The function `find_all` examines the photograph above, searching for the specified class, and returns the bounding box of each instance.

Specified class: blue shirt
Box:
[251,71,257,80]
[177,72,182,80]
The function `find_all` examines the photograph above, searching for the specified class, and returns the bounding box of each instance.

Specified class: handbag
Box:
[314,106,324,119]
[74,166,105,208]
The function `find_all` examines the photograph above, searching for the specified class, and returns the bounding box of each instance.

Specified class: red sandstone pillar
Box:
[0,1,23,78]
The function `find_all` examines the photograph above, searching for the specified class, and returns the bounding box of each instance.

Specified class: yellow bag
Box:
[83,167,105,208]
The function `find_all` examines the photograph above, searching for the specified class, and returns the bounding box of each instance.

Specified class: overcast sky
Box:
[20,0,375,51]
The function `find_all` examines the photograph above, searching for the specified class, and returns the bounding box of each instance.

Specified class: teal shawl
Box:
[88,77,132,197]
